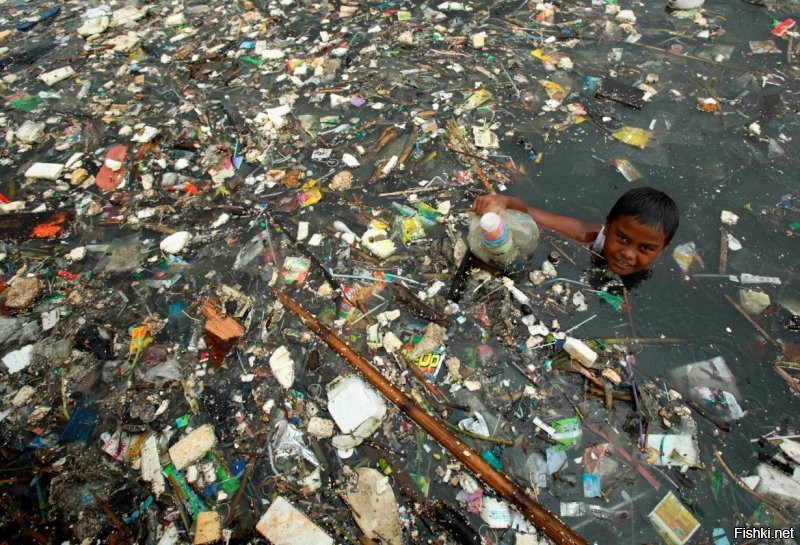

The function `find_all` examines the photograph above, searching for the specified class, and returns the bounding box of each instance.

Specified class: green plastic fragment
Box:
[552,417,582,451]
[208,452,240,495]
[10,96,42,111]
[597,291,624,309]
[481,450,503,471]
[163,464,208,520]
[241,56,263,66]
[749,502,776,525]
[711,470,722,498]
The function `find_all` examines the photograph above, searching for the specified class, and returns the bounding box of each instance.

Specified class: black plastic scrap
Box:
[595,78,648,109]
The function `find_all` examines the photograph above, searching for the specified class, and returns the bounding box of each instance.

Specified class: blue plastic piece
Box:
[16,5,60,31]
[58,408,98,444]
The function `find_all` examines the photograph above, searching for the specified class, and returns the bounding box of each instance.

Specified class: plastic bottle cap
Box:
[480,212,501,231]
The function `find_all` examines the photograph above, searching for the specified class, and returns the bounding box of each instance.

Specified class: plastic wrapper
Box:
[271,420,320,467]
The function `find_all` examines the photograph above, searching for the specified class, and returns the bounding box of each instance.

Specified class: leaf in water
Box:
[410,473,430,497]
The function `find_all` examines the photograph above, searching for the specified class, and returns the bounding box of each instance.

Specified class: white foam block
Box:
[39,66,76,86]
[141,435,165,497]
[2,344,34,374]
[256,496,334,545]
[25,163,64,180]
[168,424,216,470]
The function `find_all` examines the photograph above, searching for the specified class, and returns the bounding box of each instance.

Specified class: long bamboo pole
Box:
[276,291,588,545]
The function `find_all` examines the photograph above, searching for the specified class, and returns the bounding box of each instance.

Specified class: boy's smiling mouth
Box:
[611,257,634,273]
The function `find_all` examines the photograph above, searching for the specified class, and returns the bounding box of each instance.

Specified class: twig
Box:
[447,147,506,168]
[350,301,388,326]
[773,359,800,392]
[568,360,605,389]
[719,227,728,275]
[548,240,577,266]
[724,294,787,358]
[378,186,442,197]
[90,491,127,536]
[599,337,687,344]
[622,287,637,338]
[396,354,447,403]
[443,421,514,445]
[500,61,521,98]
[446,121,496,196]
[630,42,766,75]
[713,448,797,524]
[225,456,257,526]
[565,314,598,334]
[686,399,730,432]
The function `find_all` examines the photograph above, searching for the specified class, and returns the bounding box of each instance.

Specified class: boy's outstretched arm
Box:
[472,195,601,244]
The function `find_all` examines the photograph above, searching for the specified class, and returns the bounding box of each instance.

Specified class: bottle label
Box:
[482,218,513,256]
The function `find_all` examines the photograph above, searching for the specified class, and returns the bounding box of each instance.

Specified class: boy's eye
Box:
[639,246,654,254]
[615,232,628,242]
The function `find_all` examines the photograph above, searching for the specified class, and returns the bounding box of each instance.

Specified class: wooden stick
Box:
[686,399,730,432]
[447,147,506,168]
[443,421,515,446]
[713,448,796,524]
[569,360,605,389]
[585,423,661,491]
[396,353,447,403]
[630,42,766,75]
[549,240,577,266]
[622,287,637,338]
[90,491,126,536]
[446,121,496,195]
[378,186,442,197]
[773,359,800,392]
[598,337,687,345]
[276,290,588,545]
[723,294,787,358]
[586,385,633,402]
[719,228,728,275]
[603,382,614,413]
[224,456,257,526]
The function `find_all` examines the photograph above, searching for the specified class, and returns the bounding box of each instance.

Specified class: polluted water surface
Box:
[0,0,799,544]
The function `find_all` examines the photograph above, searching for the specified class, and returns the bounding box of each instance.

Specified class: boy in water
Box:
[472,187,679,278]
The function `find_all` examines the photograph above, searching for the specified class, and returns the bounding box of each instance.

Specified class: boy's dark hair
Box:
[608,187,679,244]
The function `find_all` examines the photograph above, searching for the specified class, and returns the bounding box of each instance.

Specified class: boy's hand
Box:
[472,195,512,215]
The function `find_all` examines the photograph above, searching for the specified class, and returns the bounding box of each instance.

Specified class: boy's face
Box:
[602,215,669,276]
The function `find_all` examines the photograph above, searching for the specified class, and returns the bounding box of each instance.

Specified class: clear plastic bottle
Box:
[467,210,539,273]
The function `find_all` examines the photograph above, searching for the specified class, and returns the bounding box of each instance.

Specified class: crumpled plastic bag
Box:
[672,241,704,273]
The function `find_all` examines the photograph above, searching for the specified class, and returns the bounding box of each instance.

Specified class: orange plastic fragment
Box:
[31,212,68,238]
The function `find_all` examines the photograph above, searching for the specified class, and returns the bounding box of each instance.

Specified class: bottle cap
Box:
[480,212,501,232]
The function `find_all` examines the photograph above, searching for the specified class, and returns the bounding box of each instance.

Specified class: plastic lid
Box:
[480,212,501,231]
